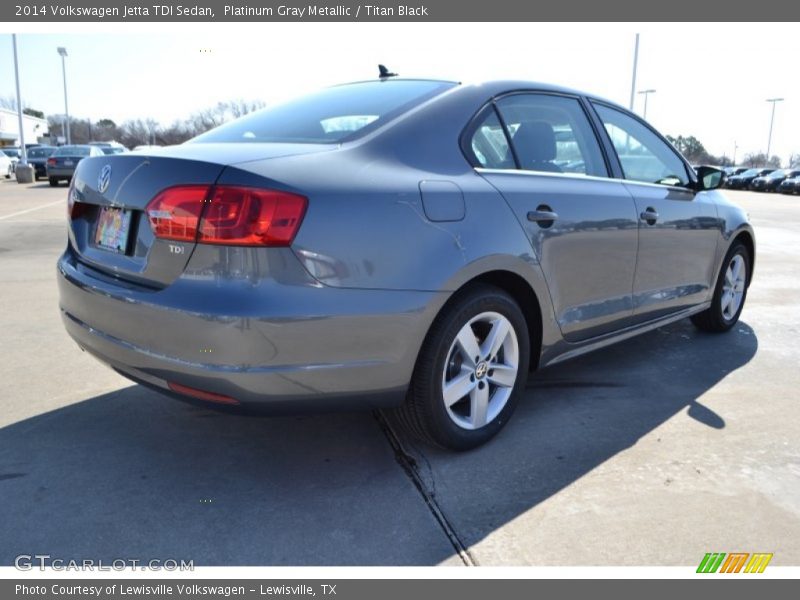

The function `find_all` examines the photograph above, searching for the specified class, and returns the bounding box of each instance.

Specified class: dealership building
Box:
[0,107,49,147]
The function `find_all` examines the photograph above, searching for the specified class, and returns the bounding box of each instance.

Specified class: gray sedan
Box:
[58,78,754,450]
[47,144,104,186]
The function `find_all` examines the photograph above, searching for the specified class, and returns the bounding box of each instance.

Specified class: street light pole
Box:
[765,97,784,167]
[629,33,639,110]
[12,35,27,165]
[11,35,35,183]
[637,89,657,119]
[57,46,70,145]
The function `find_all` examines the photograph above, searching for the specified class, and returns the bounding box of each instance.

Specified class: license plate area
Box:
[94,206,133,254]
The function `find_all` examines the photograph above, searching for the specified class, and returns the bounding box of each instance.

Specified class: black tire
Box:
[691,241,751,333]
[394,284,531,451]
[48,177,59,187]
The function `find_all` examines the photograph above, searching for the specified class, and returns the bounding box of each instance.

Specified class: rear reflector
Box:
[145,185,307,247]
[47,158,56,166]
[168,382,240,405]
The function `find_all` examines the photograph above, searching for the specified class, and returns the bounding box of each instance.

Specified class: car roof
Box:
[337,78,626,109]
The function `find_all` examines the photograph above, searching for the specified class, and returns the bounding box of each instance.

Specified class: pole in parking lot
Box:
[12,35,27,165]
[57,46,71,145]
[637,89,656,119]
[628,33,639,111]
[765,97,783,167]
[11,35,34,183]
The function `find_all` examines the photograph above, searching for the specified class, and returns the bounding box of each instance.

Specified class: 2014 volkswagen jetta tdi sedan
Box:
[58,78,755,450]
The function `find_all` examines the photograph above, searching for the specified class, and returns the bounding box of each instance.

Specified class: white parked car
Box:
[0,151,14,179]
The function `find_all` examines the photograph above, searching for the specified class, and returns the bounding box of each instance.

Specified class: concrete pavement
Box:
[1,180,798,566]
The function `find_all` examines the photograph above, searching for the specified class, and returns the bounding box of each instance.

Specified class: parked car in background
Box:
[727,167,775,189]
[780,176,799,195]
[46,145,105,186]
[724,166,748,178]
[99,146,129,155]
[752,168,800,192]
[88,141,128,154]
[2,147,21,171]
[26,145,57,180]
[58,78,755,450]
[0,150,13,179]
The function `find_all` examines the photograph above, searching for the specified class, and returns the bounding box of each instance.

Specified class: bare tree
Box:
[742,153,782,168]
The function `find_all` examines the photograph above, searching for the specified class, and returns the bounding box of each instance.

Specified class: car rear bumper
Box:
[47,167,76,178]
[57,245,446,411]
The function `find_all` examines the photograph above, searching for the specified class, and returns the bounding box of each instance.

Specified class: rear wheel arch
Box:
[427,270,543,372]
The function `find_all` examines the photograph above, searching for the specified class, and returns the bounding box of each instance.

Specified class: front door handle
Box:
[527,205,558,228]
[640,207,659,225]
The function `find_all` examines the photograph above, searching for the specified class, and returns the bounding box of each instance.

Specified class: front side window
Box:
[593,103,690,187]
[495,94,608,177]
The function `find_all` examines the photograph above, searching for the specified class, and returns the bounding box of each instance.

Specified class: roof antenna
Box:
[378,64,398,79]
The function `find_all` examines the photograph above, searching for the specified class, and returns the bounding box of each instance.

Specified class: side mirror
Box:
[694,165,726,191]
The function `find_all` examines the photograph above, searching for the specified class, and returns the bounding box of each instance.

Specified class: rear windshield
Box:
[55,146,91,156]
[28,147,54,158]
[191,80,455,144]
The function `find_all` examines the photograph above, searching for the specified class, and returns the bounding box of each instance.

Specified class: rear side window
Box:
[495,94,608,177]
[469,108,514,169]
[593,103,690,187]
[191,80,455,144]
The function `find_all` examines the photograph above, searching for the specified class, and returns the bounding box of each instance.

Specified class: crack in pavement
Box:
[372,410,477,566]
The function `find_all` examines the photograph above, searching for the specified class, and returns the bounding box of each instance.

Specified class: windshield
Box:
[740,169,760,177]
[192,80,456,144]
[2,149,20,158]
[767,170,786,178]
[54,146,91,157]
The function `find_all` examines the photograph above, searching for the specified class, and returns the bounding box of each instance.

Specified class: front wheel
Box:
[395,285,531,451]
[691,241,750,332]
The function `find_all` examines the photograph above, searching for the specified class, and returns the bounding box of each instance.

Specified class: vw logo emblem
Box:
[97,165,112,194]
[475,361,489,380]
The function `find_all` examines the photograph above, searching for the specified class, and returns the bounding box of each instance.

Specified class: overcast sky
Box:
[1,23,797,163]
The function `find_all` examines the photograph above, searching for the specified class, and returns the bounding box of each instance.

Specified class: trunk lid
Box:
[68,143,331,287]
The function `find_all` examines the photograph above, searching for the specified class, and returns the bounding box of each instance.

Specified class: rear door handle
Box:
[640,208,659,224]
[527,206,558,228]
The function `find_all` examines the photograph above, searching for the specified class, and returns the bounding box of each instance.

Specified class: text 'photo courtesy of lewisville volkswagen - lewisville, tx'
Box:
[1,2,799,596]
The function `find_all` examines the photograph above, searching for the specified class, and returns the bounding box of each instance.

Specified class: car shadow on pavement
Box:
[389,318,759,563]
[0,320,757,566]
[0,390,459,566]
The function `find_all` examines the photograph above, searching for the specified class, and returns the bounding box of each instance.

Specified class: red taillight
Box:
[47,157,56,166]
[167,382,240,405]
[145,185,307,247]
[199,186,307,246]
[145,185,209,242]
[67,182,88,220]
